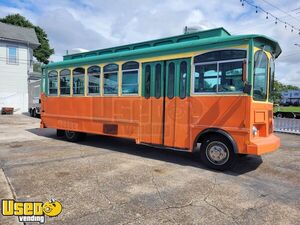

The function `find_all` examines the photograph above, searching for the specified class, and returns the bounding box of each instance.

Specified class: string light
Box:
[241,0,300,36]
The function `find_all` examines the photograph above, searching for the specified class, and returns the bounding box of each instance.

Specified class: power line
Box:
[240,0,300,35]
[260,0,300,23]
[291,7,300,12]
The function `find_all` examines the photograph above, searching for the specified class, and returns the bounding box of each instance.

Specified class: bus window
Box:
[167,62,175,98]
[219,61,244,92]
[179,61,187,98]
[253,50,268,101]
[60,69,71,95]
[194,50,246,63]
[155,64,161,99]
[48,70,58,95]
[194,64,218,92]
[122,61,139,95]
[73,68,85,95]
[87,66,100,95]
[193,49,246,93]
[104,64,119,95]
[145,65,151,99]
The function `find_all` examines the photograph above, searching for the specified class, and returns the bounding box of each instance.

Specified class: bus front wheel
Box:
[200,135,236,171]
[65,130,86,142]
[33,109,37,118]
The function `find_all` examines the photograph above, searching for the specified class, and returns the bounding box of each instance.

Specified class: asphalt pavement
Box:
[0,114,299,225]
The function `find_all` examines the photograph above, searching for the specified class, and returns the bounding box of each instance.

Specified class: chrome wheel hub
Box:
[206,141,229,165]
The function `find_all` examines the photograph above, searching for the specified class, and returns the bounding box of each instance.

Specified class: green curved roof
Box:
[44,27,281,69]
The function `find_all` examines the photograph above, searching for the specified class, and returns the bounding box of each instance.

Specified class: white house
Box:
[0,22,40,113]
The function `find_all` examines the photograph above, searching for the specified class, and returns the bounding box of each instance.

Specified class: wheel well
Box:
[193,129,238,154]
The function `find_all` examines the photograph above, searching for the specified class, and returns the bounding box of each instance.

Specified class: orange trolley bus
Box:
[40,28,281,170]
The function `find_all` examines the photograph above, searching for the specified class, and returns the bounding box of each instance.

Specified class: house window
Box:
[7,46,18,64]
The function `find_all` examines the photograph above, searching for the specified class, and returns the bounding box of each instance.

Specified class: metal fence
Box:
[274,118,300,134]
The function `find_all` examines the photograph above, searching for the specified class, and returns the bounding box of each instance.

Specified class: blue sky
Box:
[0,0,299,86]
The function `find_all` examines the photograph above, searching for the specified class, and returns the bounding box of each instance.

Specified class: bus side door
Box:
[164,58,191,149]
[140,61,164,145]
[141,58,191,150]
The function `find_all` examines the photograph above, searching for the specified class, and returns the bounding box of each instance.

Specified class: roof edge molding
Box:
[63,27,231,61]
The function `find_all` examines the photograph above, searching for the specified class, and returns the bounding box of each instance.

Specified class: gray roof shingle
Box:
[0,22,40,48]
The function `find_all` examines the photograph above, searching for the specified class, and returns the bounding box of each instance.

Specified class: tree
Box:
[33,61,42,73]
[0,14,54,64]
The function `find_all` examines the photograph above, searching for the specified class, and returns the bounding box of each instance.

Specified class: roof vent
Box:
[184,26,204,34]
[66,48,88,55]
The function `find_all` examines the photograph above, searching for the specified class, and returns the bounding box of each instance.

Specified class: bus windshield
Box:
[269,57,275,102]
[253,50,268,101]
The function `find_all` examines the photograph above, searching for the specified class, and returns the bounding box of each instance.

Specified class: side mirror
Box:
[243,83,252,95]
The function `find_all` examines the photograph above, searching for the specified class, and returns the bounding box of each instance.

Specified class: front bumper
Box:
[246,134,280,155]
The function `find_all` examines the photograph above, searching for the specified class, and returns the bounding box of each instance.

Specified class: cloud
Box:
[0,0,299,87]
[40,8,111,56]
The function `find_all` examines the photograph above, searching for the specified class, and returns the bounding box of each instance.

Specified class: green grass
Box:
[274,106,300,113]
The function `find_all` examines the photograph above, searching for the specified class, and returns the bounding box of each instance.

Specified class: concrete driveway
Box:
[0,115,299,225]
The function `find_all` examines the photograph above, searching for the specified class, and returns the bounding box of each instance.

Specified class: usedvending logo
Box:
[1,198,62,224]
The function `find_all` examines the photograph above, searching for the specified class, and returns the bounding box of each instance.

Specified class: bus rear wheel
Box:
[56,129,65,137]
[200,135,236,171]
[65,130,86,142]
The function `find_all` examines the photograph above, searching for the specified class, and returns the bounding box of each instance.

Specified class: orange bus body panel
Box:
[41,95,141,140]
[41,94,279,155]
[164,98,176,147]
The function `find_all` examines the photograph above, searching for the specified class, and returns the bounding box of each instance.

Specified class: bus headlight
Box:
[252,126,258,136]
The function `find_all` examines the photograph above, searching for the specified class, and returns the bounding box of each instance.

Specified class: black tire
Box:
[286,112,295,119]
[276,113,283,118]
[238,154,248,158]
[200,135,236,171]
[33,109,37,118]
[56,129,65,137]
[65,130,86,142]
[30,109,34,117]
